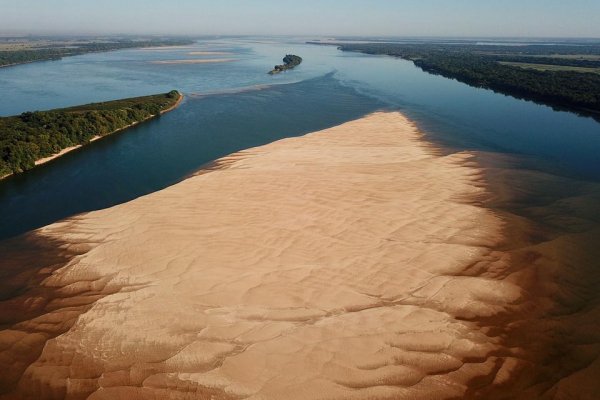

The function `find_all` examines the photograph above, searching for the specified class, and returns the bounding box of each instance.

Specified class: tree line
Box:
[0,91,181,177]
[0,39,195,67]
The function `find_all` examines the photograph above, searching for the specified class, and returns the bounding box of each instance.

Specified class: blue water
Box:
[0,37,599,240]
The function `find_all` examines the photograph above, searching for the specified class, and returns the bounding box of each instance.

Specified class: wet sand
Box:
[0,112,599,399]
[139,46,198,51]
[151,59,237,65]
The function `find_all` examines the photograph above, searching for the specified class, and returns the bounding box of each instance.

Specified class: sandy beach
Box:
[151,59,237,65]
[33,136,102,166]
[139,46,198,51]
[1,112,599,399]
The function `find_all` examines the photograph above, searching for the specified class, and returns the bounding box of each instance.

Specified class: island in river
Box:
[0,37,195,68]
[1,112,598,399]
[269,54,302,74]
[0,90,183,179]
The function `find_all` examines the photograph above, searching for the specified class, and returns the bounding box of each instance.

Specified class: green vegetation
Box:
[269,54,303,74]
[326,42,600,120]
[0,91,181,177]
[0,39,195,67]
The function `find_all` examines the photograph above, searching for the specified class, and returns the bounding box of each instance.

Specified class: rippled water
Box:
[0,37,599,240]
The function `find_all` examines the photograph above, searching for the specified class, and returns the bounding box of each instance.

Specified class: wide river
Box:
[0,37,599,240]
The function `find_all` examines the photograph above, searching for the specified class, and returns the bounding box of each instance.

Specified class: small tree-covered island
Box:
[0,90,182,178]
[269,54,302,74]
[319,42,600,120]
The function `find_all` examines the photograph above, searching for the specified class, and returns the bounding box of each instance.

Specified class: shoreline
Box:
[0,60,49,68]
[1,112,598,398]
[0,91,184,181]
[0,112,508,398]
[0,43,197,69]
[150,58,237,64]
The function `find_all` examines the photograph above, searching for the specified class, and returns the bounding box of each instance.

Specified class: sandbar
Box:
[25,93,184,170]
[188,51,232,56]
[151,58,237,65]
[1,112,599,399]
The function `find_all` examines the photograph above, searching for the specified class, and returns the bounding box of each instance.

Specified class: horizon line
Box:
[1,33,600,41]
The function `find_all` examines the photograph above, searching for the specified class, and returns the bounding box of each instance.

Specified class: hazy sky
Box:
[1,0,599,38]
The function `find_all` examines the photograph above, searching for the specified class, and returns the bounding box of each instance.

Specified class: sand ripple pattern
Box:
[1,113,598,399]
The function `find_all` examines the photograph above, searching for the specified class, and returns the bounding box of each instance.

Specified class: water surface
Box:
[0,37,599,240]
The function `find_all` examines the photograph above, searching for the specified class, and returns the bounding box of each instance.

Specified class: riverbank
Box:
[0,39,196,69]
[0,91,183,180]
[0,112,598,399]
[158,89,184,114]
[151,59,236,65]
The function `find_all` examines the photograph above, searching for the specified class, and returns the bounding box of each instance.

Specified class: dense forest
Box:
[269,54,303,74]
[0,39,195,67]
[0,91,181,177]
[330,42,600,119]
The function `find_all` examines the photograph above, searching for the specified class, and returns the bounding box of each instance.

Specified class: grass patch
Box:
[498,61,600,74]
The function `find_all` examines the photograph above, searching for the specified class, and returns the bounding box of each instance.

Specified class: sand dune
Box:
[1,112,599,399]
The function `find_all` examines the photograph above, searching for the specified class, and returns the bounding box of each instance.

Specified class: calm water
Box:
[0,37,599,240]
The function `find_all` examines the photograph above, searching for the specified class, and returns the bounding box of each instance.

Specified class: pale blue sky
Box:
[1,0,599,38]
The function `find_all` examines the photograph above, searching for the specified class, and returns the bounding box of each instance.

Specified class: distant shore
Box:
[0,39,196,69]
[151,59,236,65]
[1,91,183,180]
[0,60,41,68]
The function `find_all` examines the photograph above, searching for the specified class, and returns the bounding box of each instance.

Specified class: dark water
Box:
[0,37,599,240]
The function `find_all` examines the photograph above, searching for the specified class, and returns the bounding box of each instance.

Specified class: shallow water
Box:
[0,37,599,240]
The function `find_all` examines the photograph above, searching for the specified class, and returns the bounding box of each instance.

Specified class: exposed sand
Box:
[158,91,184,114]
[139,46,198,51]
[1,112,599,399]
[188,51,232,56]
[33,136,102,166]
[151,59,237,65]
